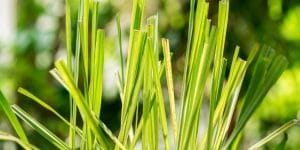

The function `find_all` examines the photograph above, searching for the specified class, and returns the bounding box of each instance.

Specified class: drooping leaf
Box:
[0,91,28,143]
[11,105,70,150]
[0,131,38,150]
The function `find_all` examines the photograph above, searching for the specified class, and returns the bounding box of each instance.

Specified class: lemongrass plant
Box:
[0,0,299,149]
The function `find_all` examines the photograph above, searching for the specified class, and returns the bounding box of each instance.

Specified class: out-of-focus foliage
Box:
[0,0,299,149]
[281,7,300,42]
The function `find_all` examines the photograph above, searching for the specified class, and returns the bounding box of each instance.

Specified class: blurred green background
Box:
[0,0,299,149]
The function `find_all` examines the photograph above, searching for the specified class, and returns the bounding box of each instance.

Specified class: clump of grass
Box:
[0,0,299,149]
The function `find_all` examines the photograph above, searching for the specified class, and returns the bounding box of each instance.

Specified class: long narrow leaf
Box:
[162,38,177,142]
[11,105,70,150]
[17,87,83,136]
[249,119,299,150]
[0,131,38,150]
[0,91,28,143]
[54,60,113,149]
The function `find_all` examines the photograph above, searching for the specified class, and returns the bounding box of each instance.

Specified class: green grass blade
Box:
[0,91,29,143]
[119,57,145,149]
[186,1,209,82]
[142,31,152,150]
[213,58,247,149]
[126,0,145,75]
[206,46,254,149]
[11,105,70,150]
[118,30,147,148]
[146,15,159,60]
[89,29,105,117]
[65,0,72,70]
[0,131,38,150]
[148,38,170,149]
[116,71,125,103]
[50,69,69,90]
[81,0,89,80]
[162,38,177,142]
[70,5,82,149]
[208,2,229,145]
[225,46,288,148]
[131,0,144,31]
[116,14,125,90]
[91,0,99,56]
[65,1,75,147]
[129,98,155,150]
[178,2,209,148]
[142,25,160,149]
[179,24,217,149]
[179,0,195,104]
[207,57,227,149]
[97,120,126,150]
[210,0,229,105]
[54,60,113,149]
[230,131,243,150]
[121,30,145,121]
[17,87,83,136]
[249,119,299,150]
